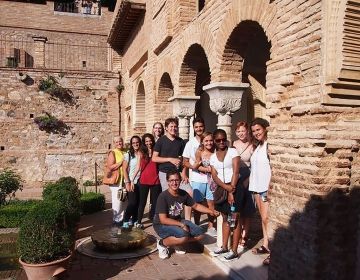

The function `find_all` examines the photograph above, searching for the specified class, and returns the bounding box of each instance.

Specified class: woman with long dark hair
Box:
[137,133,162,228]
[249,118,271,264]
[122,135,143,228]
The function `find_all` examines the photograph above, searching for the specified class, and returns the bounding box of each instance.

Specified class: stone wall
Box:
[0,68,118,198]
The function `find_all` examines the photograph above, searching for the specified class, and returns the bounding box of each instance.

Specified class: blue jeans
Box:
[153,219,205,239]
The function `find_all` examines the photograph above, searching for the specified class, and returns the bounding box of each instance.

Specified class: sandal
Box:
[263,255,270,265]
[252,245,270,255]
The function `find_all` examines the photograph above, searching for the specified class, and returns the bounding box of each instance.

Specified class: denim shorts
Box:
[153,219,205,239]
[191,181,213,202]
[253,191,268,202]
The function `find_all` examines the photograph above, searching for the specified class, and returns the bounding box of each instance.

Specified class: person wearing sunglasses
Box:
[153,170,219,259]
[209,129,242,261]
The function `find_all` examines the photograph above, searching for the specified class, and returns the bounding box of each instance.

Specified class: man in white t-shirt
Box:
[182,117,216,236]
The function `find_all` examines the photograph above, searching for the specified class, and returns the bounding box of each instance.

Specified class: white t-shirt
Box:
[249,142,271,193]
[209,147,239,183]
[182,137,208,183]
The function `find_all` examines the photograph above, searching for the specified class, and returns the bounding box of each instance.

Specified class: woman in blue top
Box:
[122,135,143,228]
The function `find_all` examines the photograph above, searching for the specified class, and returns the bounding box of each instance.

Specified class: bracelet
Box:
[124,180,130,184]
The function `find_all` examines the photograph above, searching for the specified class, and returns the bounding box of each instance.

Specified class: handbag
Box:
[213,159,228,204]
[117,188,127,202]
[102,151,120,185]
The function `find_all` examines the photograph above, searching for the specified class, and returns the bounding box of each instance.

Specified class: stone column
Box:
[32,36,47,68]
[203,82,249,140]
[168,96,200,140]
[202,82,249,247]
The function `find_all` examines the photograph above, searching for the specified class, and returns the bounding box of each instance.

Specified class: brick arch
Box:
[178,43,211,97]
[135,80,145,127]
[213,0,278,82]
[174,22,215,96]
[156,72,174,119]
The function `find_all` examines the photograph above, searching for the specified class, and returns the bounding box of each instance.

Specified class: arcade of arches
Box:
[110,0,360,279]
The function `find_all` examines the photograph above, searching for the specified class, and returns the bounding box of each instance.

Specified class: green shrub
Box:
[83,180,95,187]
[0,169,23,206]
[0,200,41,228]
[43,177,81,230]
[80,192,105,215]
[18,201,73,264]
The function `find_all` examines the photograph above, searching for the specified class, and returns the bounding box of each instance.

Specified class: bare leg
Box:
[162,235,203,247]
[221,213,230,249]
[207,200,215,229]
[254,194,269,250]
[231,213,241,253]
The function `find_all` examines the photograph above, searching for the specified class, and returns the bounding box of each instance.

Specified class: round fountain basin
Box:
[91,228,148,252]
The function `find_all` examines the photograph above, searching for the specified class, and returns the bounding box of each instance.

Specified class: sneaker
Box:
[135,223,144,229]
[206,227,217,237]
[122,222,129,229]
[223,250,239,262]
[128,219,133,227]
[174,246,186,254]
[157,240,169,259]
[238,245,246,253]
[210,247,228,257]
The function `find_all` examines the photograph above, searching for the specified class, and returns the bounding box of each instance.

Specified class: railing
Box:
[0,38,110,71]
[54,0,101,16]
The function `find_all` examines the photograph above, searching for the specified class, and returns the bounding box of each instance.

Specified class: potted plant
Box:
[0,169,23,206]
[18,201,74,280]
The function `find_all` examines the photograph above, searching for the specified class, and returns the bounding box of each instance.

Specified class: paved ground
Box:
[1,186,268,280]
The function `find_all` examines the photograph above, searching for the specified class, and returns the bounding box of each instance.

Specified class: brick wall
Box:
[116,0,360,278]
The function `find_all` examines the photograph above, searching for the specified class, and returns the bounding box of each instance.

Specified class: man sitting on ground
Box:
[153,170,219,259]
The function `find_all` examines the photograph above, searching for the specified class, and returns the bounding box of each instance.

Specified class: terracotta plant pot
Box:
[19,253,72,280]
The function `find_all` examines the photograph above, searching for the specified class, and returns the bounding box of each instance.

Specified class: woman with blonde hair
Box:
[106,136,126,226]
[233,121,255,250]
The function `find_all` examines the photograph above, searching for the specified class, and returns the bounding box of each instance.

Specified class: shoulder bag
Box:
[103,151,120,185]
[213,155,228,205]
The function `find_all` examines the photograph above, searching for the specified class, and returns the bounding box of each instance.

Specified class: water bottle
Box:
[229,203,236,229]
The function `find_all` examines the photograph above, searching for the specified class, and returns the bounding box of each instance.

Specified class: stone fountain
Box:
[76,226,157,259]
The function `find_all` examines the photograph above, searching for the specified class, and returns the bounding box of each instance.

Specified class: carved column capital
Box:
[203,82,249,140]
[203,82,249,115]
[168,96,200,140]
[168,96,200,118]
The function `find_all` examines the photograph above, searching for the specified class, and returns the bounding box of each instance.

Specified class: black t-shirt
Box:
[153,135,185,172]
[153,189,195,225]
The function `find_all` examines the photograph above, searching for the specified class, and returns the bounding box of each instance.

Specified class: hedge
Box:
[18,201,73,264]
[80,192,105,215]
[0,200,41,228]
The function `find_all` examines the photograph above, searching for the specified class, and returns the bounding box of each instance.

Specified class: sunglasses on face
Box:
[214,138,226,143]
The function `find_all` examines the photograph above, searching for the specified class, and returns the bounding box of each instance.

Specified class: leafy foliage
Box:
[38,75,76,105]
[0,200,41,228]
[43,177,81,231]
[80,192,105,214]
[0,169,23,206]
[17,201,73,264]
[34,112,70,135]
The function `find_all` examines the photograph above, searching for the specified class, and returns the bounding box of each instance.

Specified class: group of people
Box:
[106,116,271,263]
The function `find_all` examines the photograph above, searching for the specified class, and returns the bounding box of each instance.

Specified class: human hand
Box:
[211,210,220,217]
[225,184,234,192]
[181,174,189,184]
[170,157,181,168]
[227,193,234,204]
[181,224,189,232]
[130,182,135,192]
[125,182,131,192]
